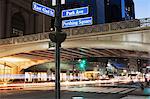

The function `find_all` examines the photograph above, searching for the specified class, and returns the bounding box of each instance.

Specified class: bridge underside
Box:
[3,48,148,61]
[0,40,149,72]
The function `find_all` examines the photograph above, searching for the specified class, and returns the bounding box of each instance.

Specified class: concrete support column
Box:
[24,12,31,35]
[37,15,43,33]
[5,2,12,38]
[0,0,6,38]
[29,13,35,34]
[45,16,51,32]
[128,58,138,72]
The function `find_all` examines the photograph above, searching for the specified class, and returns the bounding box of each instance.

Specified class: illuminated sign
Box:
[62,7,89,18]
[32,2,55,17]
[62,17,92,28]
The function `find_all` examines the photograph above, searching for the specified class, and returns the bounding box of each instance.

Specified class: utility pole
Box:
[49,0,66,99]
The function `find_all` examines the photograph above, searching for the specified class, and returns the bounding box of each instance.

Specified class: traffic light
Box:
[78,59,87,71]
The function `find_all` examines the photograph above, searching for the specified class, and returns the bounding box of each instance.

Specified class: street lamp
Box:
[49,0,66,99]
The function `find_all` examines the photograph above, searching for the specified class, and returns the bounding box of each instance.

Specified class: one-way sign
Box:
[62,17,93,28]
[32,2,55,17]
[62,7,89,18]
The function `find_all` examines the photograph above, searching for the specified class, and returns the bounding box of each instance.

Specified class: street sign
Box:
[62,17,93,28]
[32,2,55,17]
[62,7,89,18]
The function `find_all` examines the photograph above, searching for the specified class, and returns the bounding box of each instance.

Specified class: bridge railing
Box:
[63,19,141,37]
[140,18,150,27]
[0,32,50,46]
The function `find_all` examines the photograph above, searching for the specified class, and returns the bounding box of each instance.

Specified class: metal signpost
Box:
[62,7,89,18]
[49,0,66,99]
[32,1,92,99]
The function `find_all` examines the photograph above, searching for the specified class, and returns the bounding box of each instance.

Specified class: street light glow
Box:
[0,57,30,62]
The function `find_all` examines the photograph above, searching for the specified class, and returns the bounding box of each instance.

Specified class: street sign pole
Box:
[49,0,66,99]
[55,0,61,99]
[32,1,91,98]
[32,1,91,99]
[33,1,65,98]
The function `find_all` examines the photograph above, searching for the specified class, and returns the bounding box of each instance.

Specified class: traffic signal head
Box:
[78,59,87,71]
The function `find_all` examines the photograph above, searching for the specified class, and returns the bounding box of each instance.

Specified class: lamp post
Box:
[49,0,66,99]
[3,62,6,82]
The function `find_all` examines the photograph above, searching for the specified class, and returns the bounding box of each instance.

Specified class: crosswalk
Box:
[63,87,136,94]
[121,95,150,99]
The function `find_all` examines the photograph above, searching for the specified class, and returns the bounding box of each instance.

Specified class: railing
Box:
[63,18,150,37]
[63,19,141,37]
[0,32,50,46]
[140,18,150,27]
[0,18,149,46]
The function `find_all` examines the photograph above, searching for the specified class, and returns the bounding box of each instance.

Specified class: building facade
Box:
[0,0,53,39]
[61,0,101,24]
[62,0,135,24]
[105,0,135,23]
[0,0,135,39]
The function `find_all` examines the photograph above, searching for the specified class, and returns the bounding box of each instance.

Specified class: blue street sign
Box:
[32,2,55,17]
[62,17,93,28]
[62,7,89,18]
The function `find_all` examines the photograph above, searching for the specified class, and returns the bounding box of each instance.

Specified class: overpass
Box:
[0,18,150,73]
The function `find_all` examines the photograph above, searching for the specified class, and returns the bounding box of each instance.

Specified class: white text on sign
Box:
[32,2,55,17]
[62,7,89,18]
[62,17,93,28]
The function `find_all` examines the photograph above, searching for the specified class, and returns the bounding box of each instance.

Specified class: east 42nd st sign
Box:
[32,2,55,17]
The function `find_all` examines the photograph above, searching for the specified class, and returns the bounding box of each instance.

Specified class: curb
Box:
[0,86,23,90]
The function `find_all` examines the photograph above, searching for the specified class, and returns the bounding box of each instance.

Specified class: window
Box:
[111,5,120,22]
[11,13,25,37]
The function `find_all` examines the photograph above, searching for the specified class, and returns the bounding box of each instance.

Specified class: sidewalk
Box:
[121,95,150,99]
[129,87,150,96]
[121,88,150,99]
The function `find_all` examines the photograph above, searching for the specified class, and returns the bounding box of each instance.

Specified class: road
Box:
[1,82,150,99]
[0,90,125,99]
[0,85,138,99]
